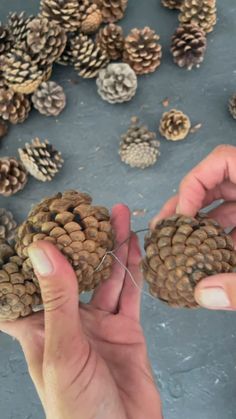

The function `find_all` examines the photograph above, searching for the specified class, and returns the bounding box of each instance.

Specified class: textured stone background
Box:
[0,1,236,418]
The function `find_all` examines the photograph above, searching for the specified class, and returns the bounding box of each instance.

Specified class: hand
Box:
[151,145,236,311]
[0,204,162,419]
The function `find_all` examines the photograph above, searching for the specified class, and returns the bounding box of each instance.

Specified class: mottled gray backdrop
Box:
[0,1,236,418]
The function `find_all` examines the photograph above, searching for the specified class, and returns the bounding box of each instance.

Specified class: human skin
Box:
[0,204,162,419]
[151,145,236,310]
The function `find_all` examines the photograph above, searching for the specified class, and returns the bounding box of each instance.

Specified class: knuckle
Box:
[43,290,71,312]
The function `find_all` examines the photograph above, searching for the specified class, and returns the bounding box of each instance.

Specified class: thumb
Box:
[195,273,236,310]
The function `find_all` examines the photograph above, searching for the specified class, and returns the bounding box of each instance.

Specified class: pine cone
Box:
[6,12,34,44]
[80,2,103,34]
[26,17,67,66]
[119,117,161,169]
[18,138,63,182]
[0,87,31,124]
[97,63,137,104]
[0,209,17,245]
[0,25,11,55]
[162,0,183,9]
[179,0,217,34]
[95,0,128,23]
[159,109,191,141]
[0,119,8,138]
[96,24,124,60]
[171,24,207,70]
[15,190,115,293]
[142,214,236,308]
[0,157,28,197]
[123,27,162,75]
[228,94,236,120]
[72,34,109,78]
[31,81,66,117]
[40,0,81,32]
[0,239,41,321]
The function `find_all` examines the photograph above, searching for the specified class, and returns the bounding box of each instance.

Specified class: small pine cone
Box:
[159,109,191,141]
[161,0,183,9]
[26,17,67,66]
[228,94,236,120]
[31,81,66,117]
[96,24,124,60]
[15,190,115,293]
[179,0,217,34]
[80,2,103,34]
[95,0,128,23]
[7,12,34,44]
[0,157,28,197]
[0,209,17,245]
[0,25,11,55]
[72,34,109,78]
[123,27,162,75]
[40,0,81,32]
[171,24,207,70]
[119,117,160,169]
[19,138,63,182]
[142,214,236,308]
[0,87,31,124]
[0,119,8,138]
[97,63,137,104]
[0,239,41,321]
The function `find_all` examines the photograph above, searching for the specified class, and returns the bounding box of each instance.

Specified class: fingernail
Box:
[197,288,230,309]
[28,247,54,276]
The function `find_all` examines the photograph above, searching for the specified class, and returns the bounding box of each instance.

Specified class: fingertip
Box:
[112,203,130,218]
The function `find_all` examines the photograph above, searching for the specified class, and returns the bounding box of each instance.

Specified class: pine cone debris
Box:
[7,12,34,43]
[119,117,160,169]
[143,214,236,308]
[40,0,81,32]
[19,138,63,182]
[0,119,8,138]
[123,27,162,75]
[32,81,66,116]
[0,88,31,124]
[159,109,191,141]
[162,0,183,9]
[96,24,124,60]
[95,0,128,23]
[228,94,236,120]
[15,190,115,293]
[0,157,28,197]
[0,209,17,245]
[97,63,137,104]
[179,0,217,34]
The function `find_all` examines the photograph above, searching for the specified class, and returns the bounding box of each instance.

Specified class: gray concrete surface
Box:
[0,0,236,418]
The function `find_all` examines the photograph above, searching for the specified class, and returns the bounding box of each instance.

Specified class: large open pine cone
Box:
[0,239,41,321]
[123,27,162,75]
[95,0,128,23]
[171,24,207,70]
[159,109,191,141]
[161,0,183,9]
[179,0,217,34]
[228,94,236,120]
[32,81,66,116]
[0,157,28,197]
[0,87,31,124]
[6,12,34,44]
[143,214,236,308]
[15,190,115,293]
[40,0,81,32]
[96,24,124,61]
[0,209,17,245]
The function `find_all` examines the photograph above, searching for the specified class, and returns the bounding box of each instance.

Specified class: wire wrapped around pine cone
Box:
[171,24,207,70]
[80,2,103,34]
[119,117,161,169]
[228,94,236,120]
[0,209,17,245]
[97,63,137,104]
[0,25,11,55]
[123,27,162,75]
[161,0,183,9]
[39,0,81,32]
[32,81,66,117]
[0,119,8,138]
[18,138,63,182]
[0,87,31,124]
[0,238,41,321]
[179,0,217,34]
[15,190,115,293]
[96,24,124,60]
[95,0,128,23]
[0,157,28,197]
[142,214,236,308]
[159,109,191,141]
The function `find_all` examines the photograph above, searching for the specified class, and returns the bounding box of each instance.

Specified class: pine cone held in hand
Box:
[32,81,66,116]
[142,214,236,308]
[159,109,191,141]
[0,157,28,197]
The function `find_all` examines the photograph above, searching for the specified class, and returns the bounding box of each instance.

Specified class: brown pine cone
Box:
[171,24,207,70]
[15,190,115,293]
[228,94,236,120]
[0,87,31,124]
[0,239,41,321]
[119,117,160,169]
[0,119,8,138]
[179,0,217,34]
[123,27,162,75]
[0,157,28,197]
[96,24,124,60]
[95,0,128,23]
[18,138,64,182]
[80,2,103,34]
[0,209,17,245]
[40,0,81,32]
[6,11,34,44]
[161,0,183,9]
[142,214,236,308]
[31,81,66,117]
[0,25,11,55]
[159,109,191,141]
